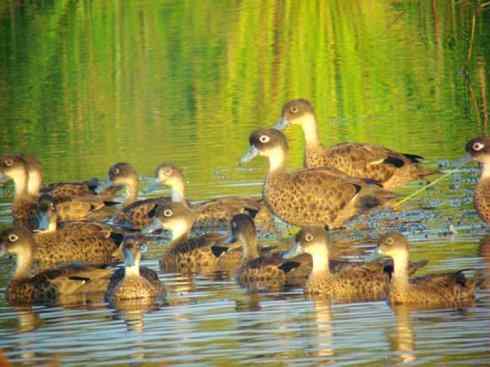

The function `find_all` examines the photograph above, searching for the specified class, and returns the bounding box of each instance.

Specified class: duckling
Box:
[106,236,163,305]
[1,225,122,274]
[377,233,475,307]
[241,128,395,228]
[149,202,238,275]
[0,228,112,305]
[226,214,306,290]
[284,226,391,301]
[274,99,434,189]
[155,163,265,230]
[464,137,490,224]
[109,162,169,230]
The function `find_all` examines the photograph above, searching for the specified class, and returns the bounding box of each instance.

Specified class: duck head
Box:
[154,163,185,202]
[241,128,288,172]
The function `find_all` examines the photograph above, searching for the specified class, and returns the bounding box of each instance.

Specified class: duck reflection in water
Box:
[389,306,416,364]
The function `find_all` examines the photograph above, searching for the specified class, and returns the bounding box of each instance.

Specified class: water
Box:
[1,0,490,365]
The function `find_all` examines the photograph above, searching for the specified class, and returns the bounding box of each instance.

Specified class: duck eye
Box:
[113,168,120,175]
[305,233,314,242]
[4,159,13,167]
[8,234,18,242]
[385,237,394,245]
[259,135,270,144]
[473,142,485,151]
[163,208,173,217]
[289,106,299,114]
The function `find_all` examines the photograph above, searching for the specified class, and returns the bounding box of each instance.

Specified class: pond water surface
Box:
[1,1,490,366]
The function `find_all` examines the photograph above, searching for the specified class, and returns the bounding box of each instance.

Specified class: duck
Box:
[274,99,434,189]
[105,235,163,305]
[154,163,267,230]
[109,162,171,230]
[464,136,490,224]
[240,128,395,228]
[0,154,118,226]
[148,202,238,275]
[0,227,112,305]
[2,225,122,274]
[226,214,308,290]
[377,233,475,307]
[284,226,392,301]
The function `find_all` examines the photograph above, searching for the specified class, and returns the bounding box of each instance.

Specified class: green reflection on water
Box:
[0,0,488,196]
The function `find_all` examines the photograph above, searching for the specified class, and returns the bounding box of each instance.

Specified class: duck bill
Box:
[142,217,163,234]
[282,241,303,259]
[366,247,383,261]
[223,233,237,245]
[145,178,162,194]
[452,153,473,168]
[240,146,259,164]
[94,179,112,193]
[274,117,288,130]
[123,248,136,267]
[36,211,50,232]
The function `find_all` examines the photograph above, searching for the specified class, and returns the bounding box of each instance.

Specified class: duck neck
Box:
[310,246,330,275]
[125,253,141,278]
[170,179,185,203]
[13,246,33,280]
[301,114,320,148]
[267,147,287,174]
[27,170,42,197]
[391,252,410,290]
[11,169,29,200]
[125,180,139,205]
[480,162,490,181]
[168,221,192,248]
[241,234,258,262]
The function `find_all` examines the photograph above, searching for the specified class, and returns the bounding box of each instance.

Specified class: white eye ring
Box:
[259,135,270,144]
[305,233,314,242]
[473,142,485,151]
[4,159,13,167]
[113,168,120,175]
[163,209,173,217]
[290,106,299,113]
[385,237,394,245]
[8,234,18,242]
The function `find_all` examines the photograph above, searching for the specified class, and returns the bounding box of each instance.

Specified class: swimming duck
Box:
[241,128,395,228]
[274,99,434,189]
[0,227,112,305]
[106,236,163,305]
[226,214,307,290]
[464,137,490,224]
[154,163,266,230]
[377,233,475,307]
[109,162,170,230]
[284,226,391,301]
[0,155,117,226]
[149,202,238,275]
[2,225,122,274]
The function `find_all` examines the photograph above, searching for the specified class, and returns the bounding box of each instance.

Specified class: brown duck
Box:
[226,214,307,291]
[241,128,395,228]
[464,137,490,224]
[274,99,434,189]
[106,236,163,306]
[149,202,238,275]
[154,163,267,230]
[0,228,112,305]
[284,226,393,302]
[377,233,475,308]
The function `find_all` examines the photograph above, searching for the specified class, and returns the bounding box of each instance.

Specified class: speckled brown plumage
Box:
[275,99,434,189]
[115,197,170,230]
[106,237,162,304]
[466,137,490,224]
[242,129,395,228]
[378,233,475,308]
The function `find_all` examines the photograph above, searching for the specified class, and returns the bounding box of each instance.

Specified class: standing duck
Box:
[148,202,238,275]
[377,233,475,308]
[274,99,434,189]
[0,227,112,305]
[284,226,391,301]
[226,214,307,290]
[464,137,490,224]
[106,236,163,305]
[241,128,395,228]
[154,163,266,230]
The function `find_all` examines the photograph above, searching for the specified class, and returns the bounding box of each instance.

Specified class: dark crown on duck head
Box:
[249,128,288,152]
[109,162,138,183]
[281,99,315,121]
